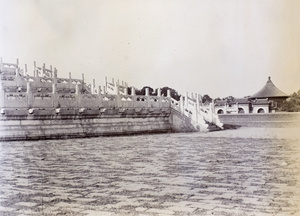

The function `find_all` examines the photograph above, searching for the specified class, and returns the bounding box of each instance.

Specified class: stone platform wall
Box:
[0,106,206,141]
[0,108,174,141]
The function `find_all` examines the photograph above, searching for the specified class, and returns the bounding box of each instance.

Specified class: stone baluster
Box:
[50,65,53,78]
[145,88,150,107]
[131,87,136,108]
[27,82,33,108]
[167,89,171,98]
[76,83,80,108]
[91,79,95,94]
[69,72,72,89]
[43,63,46,77]
[131,87,136,96]
[185,92,188,110]
[180,96,184,113]
[52,83,58,108]
[157,88,161,97]
[196,93,199,123]
[157,88,162,107]
[33,61,37,77]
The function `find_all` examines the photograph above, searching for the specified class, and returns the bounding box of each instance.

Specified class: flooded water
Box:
[0,127,300,216]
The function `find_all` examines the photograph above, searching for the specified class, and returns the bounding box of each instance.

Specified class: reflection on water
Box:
[0,132,299,215]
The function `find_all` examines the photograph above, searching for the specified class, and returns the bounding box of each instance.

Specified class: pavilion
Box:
[214,77,289,114]
[250,76,289,112]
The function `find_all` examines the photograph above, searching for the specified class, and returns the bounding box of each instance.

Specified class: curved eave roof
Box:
[250,77,289,99]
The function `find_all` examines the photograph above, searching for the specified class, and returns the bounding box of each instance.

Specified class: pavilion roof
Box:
[250,77,289,99]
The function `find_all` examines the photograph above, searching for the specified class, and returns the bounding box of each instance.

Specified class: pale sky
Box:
[1,0,300,98]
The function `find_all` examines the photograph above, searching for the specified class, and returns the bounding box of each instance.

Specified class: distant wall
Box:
[219,113,300,128]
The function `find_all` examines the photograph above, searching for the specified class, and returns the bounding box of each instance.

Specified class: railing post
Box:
[27,82,33,108]
[157,88,162,107]
[54,68,57,79]
[50,65,53,78]
[92,79,96,94]
[69,72,72,89]
[52,83,58,108]
[33,61,37,77]
[131,87,136,108]
[145,87,151,107]
[185,92,188,109]
[76,83,80,108]
[167,89,171,98]
[180,96,184,113]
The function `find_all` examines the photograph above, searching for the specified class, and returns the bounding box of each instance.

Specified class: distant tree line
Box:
[282,90,300,112]
[126,86,218,104]
[127,86,181,101]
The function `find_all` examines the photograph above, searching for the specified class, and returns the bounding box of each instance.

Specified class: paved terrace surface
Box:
[0,116,300,216]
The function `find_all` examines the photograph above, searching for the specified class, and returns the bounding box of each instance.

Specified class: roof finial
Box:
[268,76,271,81]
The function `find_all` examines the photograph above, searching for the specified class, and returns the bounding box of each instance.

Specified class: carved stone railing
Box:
[0,58,223,131]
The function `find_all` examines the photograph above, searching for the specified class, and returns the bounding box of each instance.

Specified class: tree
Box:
[202,94,212,104]
[222,96,235,102]
[282,90,300,112]
[160,87,181,100]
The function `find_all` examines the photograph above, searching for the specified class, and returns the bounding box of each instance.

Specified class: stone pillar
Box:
[50,65,53,78]
[92,79,96,94]
[16,67,20,78]
[196,93,199,122]
[167,89,171,98]
[180,96,184,113]
[157,88,161,97]
[124,87,128,95]
[33,61,37,77]
[75,84,80,108]
[185,92,189,108]
[131,87,136,96]
[54,68,57,79]
[131,87,136,108]
[69,72,72,89]
[145,88,149,96]
[27,82,33,108]
[52,83,58,108]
